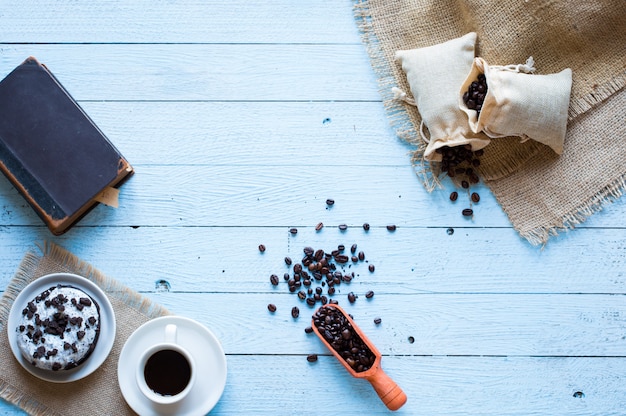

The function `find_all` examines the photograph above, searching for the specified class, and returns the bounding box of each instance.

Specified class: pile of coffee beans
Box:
[312,306,376,373]
[463,73,488,115]
[268,242,375,311]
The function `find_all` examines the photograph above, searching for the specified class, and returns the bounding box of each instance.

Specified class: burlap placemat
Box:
[0,242,170,415]
[353,0,626,244]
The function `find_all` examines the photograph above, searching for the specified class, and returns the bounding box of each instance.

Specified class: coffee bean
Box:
[297,290,306,300]
[358,251,365,261]
[305,326,313,334]
[386,224,397,232]
[368,264,375,272]
[471,192,480,203]
[374,317,382,325]
[335,255,349,264]
[289,228,298,235]
[326,199,335,206]
[363,223,370,231]
[314,249,324,261]
[303,246,314,256]
[291,306,300,318]
[450,191,458,202]
[267,304,277,312]
[306,298,316,306]
[350,244,357,253]
[365,290,374,299]
[461,180,469,189]
[258,244,266,253]
[284,273,290,281]
[284,257,292,266]
[462,208,474,217]
[351,255,358,263]
[270,274,279,286]
[338,244,345,251]
[307,354,318,362]
[338,224,348,231]
[315,222,324,231]
[348,292,357,303]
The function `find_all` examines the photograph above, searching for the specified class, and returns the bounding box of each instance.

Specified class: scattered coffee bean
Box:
[461,180,469,189]
[291,306,300,318]
[386,225,397,232]
[358,251,365,261]
[462,208,474,217]
[348,292,357,303]
[284,257,292,266]
[450,191,458,202]
[267,304,277,313]
[350,244,357,253]
[307,354,318,362]
[326,199,335,206]
[289,228,298,235]
[304,326,313,334]
[338,224,348,231]
[471,192,480,203]
[258,244,266,253]
[312,306,376,373]
[315,222,324,231]
[363,223,370,231]
[374,317,382,325]
[297,290,306,300]
[365,290,374,299]
[270,274,279,286]
[368,264,375,273]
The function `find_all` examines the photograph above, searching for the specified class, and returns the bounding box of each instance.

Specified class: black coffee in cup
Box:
[144,349,192,396]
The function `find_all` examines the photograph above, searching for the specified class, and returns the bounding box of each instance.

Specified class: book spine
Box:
[0,138,67,222]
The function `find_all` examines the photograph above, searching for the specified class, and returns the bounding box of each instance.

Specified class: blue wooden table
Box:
[1,1,625,415]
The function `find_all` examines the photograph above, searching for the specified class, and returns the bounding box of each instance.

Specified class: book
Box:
[0,57,134,235]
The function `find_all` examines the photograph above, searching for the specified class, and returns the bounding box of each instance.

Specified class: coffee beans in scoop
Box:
[312,306,376,373]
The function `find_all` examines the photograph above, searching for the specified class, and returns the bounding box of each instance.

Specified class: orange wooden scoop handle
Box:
[365,367,407,411]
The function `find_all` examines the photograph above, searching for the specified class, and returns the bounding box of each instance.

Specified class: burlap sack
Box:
[460,57,572,154]
[353,0,626,244]
[394,33,490,161]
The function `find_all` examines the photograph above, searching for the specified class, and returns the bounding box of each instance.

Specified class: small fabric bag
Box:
[459,57,572,154]
[394,32,490,161]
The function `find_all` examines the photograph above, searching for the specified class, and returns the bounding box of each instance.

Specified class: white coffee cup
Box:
[136,323,196,406]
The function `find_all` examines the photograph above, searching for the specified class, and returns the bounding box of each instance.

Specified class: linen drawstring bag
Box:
[394,32,490,162]
[459,57,573,154]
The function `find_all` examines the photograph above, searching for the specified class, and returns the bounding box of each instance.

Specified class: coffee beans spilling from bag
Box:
[435,145,483,218]
[463,73,488,115]
[312,306,376,373]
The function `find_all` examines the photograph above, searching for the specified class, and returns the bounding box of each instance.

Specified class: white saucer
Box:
[118,316,227,416]
[7,273,116,383]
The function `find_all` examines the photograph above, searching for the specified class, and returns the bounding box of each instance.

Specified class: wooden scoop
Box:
[311,304,407,411]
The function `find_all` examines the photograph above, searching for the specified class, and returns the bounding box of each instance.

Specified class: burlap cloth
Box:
[353,0,626,244]
[0,242,170,415]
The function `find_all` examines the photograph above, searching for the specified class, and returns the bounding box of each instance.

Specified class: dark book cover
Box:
[0,57,134,235]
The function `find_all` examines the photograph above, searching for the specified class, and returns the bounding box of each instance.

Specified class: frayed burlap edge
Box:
[519,172,626,246]
[0,241,170,416]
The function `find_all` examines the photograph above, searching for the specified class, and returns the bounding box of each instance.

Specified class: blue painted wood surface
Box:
[0,1,625,415]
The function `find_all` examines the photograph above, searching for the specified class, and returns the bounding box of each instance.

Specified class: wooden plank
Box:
[76,101,409,167]
[0,0,360,44]
[0,164,512,227]
[0,44,379,101]
[0,226,624,295]
[99,292,626,357]
[1,355,624,415]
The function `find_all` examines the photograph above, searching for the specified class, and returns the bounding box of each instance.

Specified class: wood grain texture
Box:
[0,0,625,414]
